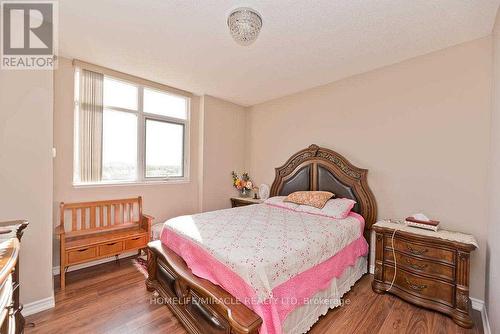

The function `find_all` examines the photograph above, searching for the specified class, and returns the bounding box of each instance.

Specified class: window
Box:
[145,119,184,178]
[74,68,190,185]
[102,109,138,181]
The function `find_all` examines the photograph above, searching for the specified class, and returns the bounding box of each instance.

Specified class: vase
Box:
[239,188,250,197]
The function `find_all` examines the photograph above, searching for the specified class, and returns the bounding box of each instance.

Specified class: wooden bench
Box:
[56,197,154,289]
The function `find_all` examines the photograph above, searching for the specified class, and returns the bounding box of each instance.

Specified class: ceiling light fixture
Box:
[227,7,263,46]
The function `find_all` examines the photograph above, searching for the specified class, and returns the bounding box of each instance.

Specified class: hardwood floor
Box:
[25,256,483,334]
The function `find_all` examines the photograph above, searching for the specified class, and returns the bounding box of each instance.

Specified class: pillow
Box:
[296,198,356,219]
[264,196,300,210]
[284,191,334,209]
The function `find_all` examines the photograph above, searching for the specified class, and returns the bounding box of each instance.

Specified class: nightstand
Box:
[230,197,263,208]
[372,221,477,328]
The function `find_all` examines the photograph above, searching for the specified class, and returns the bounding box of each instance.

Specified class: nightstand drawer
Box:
[383,264,454,307]
[230,197,263,208]
[384,249,454,281]
[231,200,249,208]
[385,236,454,264]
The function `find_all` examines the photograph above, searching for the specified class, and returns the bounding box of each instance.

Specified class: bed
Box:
[146,144,377,334]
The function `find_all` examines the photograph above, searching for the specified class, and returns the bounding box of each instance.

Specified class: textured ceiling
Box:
[59,0,500,106]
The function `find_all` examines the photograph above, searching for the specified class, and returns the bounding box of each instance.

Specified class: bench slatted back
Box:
[60,197,143,237]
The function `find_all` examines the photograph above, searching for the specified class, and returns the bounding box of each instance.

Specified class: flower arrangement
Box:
[231,171,253,197]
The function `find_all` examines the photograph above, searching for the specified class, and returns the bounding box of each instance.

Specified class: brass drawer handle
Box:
[405,277,427,291]
[406,244,428,255]
[77,248,89,252]
[131,237,140,241]
[106,242,117,246]
[405,258,428,270]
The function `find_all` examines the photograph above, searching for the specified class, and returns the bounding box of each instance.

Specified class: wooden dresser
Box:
[230,197,263,208]
[372,221,477,328]
[0,221,28,334]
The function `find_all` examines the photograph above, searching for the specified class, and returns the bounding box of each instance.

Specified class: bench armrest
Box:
[141,214,154,237]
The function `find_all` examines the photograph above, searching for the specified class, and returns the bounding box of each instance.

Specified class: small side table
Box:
[230,197,263,208]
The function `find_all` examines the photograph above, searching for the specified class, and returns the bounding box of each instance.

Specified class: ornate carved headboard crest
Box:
[270,144,377,241]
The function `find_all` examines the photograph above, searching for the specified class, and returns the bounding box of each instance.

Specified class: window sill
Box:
[73,178,190,188]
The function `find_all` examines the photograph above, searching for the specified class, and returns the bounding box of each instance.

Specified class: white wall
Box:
[487,9,500,334]
[0,69,54,304]
[246,37,492,300]
[199,95,246,212]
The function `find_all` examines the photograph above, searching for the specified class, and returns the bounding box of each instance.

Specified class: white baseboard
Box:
[23,295,55,316]
[52,251,139,275]
[471,297,484,310]
[470,298,491,334]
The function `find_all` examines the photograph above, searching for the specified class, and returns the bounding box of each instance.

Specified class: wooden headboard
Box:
[270,144,377,242]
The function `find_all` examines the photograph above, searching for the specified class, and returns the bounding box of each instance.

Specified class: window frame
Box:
[143,117,186,180]
[73,68,190,187]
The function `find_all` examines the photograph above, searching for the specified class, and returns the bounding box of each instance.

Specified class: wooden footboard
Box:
[146,241,262,334]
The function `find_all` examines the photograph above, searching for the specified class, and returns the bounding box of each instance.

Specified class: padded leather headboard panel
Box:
[279,165,310,196]
[317,165,360,213]
[277,164,360,214]
[270,145,377,237]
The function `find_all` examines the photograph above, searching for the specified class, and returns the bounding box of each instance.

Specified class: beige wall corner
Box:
[0,69,54,305]
[246,37,492,301]
[486,7,500,334]
[200,95,246,212]
[197,95,206,213]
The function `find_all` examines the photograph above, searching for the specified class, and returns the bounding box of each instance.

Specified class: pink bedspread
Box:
[160,209,368,334]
